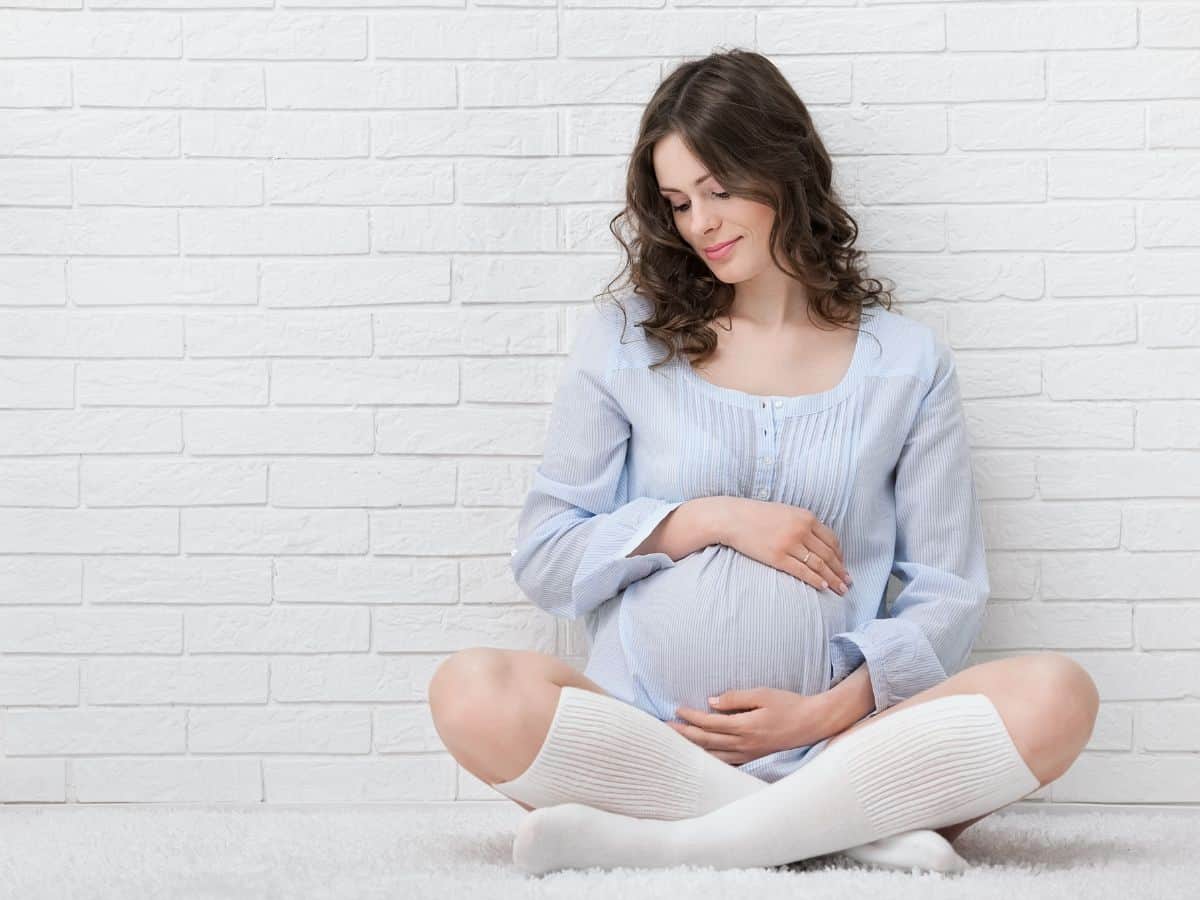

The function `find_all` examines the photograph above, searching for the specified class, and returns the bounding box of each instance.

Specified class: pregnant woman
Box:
[429,49,1100,876]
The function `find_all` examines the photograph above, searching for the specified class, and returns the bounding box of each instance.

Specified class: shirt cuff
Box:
[565,497,687,616]
[829,633,884,714]
[830,623,949,714]
[615,497,686,558]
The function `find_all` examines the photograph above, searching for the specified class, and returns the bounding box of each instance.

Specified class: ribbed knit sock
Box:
[511,691,1041,876]
[493,685,968,874]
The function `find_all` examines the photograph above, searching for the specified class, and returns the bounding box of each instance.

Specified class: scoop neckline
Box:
[679,312,876,415]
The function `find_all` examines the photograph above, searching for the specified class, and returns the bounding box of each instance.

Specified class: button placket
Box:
[753,398,778,500]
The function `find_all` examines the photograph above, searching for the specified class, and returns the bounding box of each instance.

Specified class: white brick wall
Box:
[0,1,1197,807]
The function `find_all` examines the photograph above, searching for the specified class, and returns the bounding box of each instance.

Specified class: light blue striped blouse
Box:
[509,289,990,783]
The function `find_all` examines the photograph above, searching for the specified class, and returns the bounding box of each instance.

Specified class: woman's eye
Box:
[672,191,730,213]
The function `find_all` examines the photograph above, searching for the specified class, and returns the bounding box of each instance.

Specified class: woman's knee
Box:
[429,647,517,725]
[428,648,578,738]
[1031,652,1100,734]
[992,653,1097,785]
[428,648,572,785]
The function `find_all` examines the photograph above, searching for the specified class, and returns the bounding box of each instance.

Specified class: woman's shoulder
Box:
[594,289,668,371]
[563,290,660,385]
[601,288,655,333]
[861,306,944,385]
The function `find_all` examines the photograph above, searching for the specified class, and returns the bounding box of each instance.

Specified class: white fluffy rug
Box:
[0,801,1194,899]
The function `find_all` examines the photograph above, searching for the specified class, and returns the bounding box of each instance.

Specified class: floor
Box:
[0,800,1194,899]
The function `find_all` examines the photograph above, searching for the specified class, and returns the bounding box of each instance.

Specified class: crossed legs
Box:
[430,648,607,813]
[821,651,1099,841]
[430,649,1099,847]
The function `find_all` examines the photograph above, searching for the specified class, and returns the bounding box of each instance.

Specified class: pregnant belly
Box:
[618,544,851,721]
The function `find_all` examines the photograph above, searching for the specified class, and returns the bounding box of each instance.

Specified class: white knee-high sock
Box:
[493,685,750,819]
[511,692,1041,876]
[493,685,967,873]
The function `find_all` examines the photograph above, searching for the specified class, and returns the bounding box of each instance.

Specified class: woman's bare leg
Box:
[432,647,1098,850]
[822,651,1100,844]
[428,647,611,812]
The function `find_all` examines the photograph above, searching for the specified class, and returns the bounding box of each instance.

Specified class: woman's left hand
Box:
[667,687,827,765]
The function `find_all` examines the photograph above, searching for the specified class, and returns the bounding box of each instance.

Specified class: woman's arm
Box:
[625,496,731,561]
[816,663,876,736]
[827,337,990,714]
[510,305,687,620]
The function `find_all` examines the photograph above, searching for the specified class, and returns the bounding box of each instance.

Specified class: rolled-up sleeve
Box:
[828,338,990,713]
[509,304,684,621]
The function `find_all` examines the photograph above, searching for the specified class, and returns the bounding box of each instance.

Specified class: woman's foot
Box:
[513,803,677,875]
[840,829,969,874]
[512,807,969,876]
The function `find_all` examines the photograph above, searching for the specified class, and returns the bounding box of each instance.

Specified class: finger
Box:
[792,544,849,594]
[674,707,743,735]
[801,532,850,583]
[779,552,827,592]
[670,719,741,748]
[784,545,844,593]
[709,749,744,765]
[675,707,742,735]
[711,689,761,711]
[807,531,847,578]
[811,521,846,567]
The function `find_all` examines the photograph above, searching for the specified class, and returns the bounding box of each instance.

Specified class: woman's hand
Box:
[720,498,851,595]
[667,687,836,765]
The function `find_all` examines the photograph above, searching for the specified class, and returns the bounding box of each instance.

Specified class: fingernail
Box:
[708,696,719,706]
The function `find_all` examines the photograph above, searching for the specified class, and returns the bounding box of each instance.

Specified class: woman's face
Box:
[651,132,777,282]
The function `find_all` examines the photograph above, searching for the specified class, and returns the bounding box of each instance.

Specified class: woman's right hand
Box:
[719,497,852,595]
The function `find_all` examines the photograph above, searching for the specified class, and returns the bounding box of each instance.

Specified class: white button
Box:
[757,489,767,498]
[774,400,783,408]
[764,456,774,464]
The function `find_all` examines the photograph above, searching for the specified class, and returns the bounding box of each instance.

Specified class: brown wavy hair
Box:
[596,47,896,372]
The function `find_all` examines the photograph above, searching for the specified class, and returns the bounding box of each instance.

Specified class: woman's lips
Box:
[704,237,741,260]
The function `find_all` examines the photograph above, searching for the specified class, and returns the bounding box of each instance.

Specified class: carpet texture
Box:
[0,802,1193,899]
